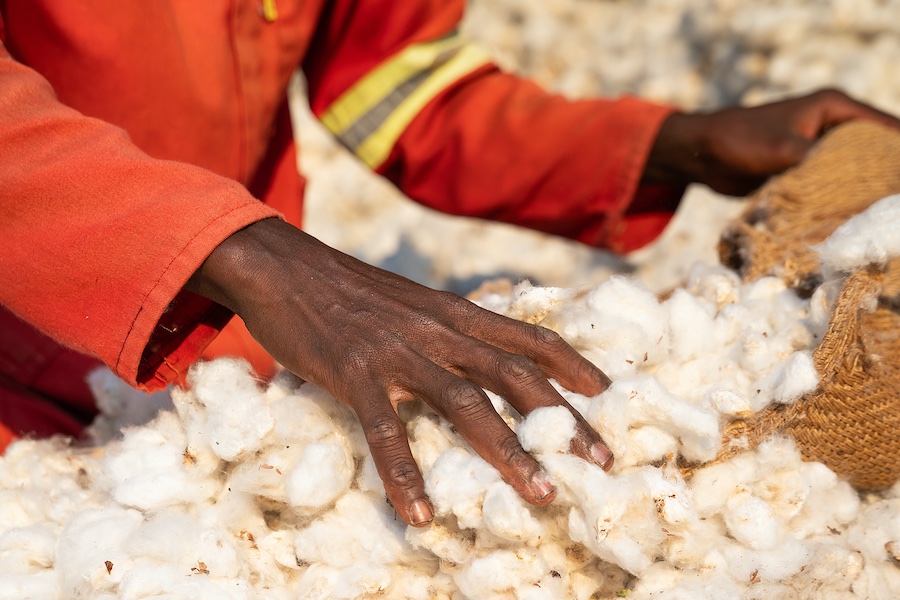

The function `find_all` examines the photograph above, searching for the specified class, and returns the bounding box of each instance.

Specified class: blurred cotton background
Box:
[294,0,900,294]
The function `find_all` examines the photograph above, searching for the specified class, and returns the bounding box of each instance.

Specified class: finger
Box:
[795,89,900,137]
[408,361,558,506]
[445,339,614,470]
[352,388,433,527]
[460,307,612,397]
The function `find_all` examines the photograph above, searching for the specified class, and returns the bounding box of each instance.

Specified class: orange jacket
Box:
[0,0,681,393]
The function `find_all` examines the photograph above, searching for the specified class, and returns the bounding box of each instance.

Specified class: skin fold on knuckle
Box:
[441,379,490,421]
[363,411,407,451]
[524,324,568,357]
[496,354,544,389]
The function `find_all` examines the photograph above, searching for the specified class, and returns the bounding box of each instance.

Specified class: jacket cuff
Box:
[115,203,281,391]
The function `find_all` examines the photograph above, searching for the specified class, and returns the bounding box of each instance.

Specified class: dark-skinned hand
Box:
[644,88,900,195]
[186,218,613,527]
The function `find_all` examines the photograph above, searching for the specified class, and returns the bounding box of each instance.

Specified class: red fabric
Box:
[0,0,683,438]
[0,305,100,441]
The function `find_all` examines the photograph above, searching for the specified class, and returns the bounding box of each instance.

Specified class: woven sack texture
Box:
[706,120,900,490]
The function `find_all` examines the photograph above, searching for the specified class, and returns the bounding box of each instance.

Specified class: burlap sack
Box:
[701,120,900,490]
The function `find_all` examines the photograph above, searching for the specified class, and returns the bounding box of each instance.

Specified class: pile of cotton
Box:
[3,198,900,598]
[5,2,900,598]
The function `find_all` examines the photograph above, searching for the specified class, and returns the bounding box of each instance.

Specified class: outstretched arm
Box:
[644,89,900,196]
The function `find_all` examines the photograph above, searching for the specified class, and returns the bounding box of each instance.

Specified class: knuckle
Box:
[813,87,848,106]
[528,325,566,354]
[442,380,486,417]
[495,434,529,469]
[498,354,542,383]
[365,413,406,448]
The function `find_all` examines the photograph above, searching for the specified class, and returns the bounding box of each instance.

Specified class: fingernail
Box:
[532,471,556,500]
[409,499,433,526]
[591,443,614,470]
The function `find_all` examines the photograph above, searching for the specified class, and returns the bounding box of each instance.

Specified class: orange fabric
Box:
[0,423,14,454]
[202,317,279,381]
[0,0,682,412]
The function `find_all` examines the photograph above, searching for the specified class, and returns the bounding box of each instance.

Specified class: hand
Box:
[644,88,900,196]
[186,218,613,526]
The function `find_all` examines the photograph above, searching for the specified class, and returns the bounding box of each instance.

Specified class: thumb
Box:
[767,133,814,173]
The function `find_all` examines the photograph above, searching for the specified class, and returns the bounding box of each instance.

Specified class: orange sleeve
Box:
[0,36,279,391]
[303,0,684,254]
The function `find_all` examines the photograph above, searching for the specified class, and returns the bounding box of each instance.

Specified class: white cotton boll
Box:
[0,572,61,600]
[742,276,789,304]
[294,491,416,570]
[103,411,221,510]
[769,351,819,404]
[568,506,653,576]
[517,405,576,455]
[248,530,298,578]
[406,521,475,565]
[720,537,811,583]
[754,468,810,521]
[739,329,780,384]
[285,440,354,510]
[301,384,372,458]
[55,507,144,594]
[123,510,243,580]
[623,426,679,467]
[0,490,46,531]
[557,466,671,576]
[85,367,173,444]
[791,462,860,535]
[665,288,717,362]
[263,369,304,403]
[691,455,761,517]
[782,543,863,599]
[816,194,900,272]
[425,448,501,529]
[317,562,393,599]
[265,393,337,446]
[589,376,720,463]
[630,563,743,600]
[227,447,301,502]
[686,263,742,309]
[724,489,782,550]
[453,548,548,600]
[644,470,695,528]
[707,389,751,417]
[481,482,544,541]
[183,358,275,461]
[551,382,593,419]
[503,281,575,325]
[0,525,57,575]
[355,454,385,495]
[408,414,461,473]
[550,277,668,376]
[117,563,257,600]
[847,499,900,566]
[485,389,518,429]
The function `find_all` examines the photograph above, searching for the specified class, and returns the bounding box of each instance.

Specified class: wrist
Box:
[185,218,310,317]
[642,112,710,186]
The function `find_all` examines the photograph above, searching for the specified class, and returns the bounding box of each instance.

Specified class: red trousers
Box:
[0,304,276,453]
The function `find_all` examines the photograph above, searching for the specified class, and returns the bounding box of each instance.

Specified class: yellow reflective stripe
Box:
[321,38,491,169]
[320,35,466,137]
[355,44,490,168]
[262,0,278,22]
